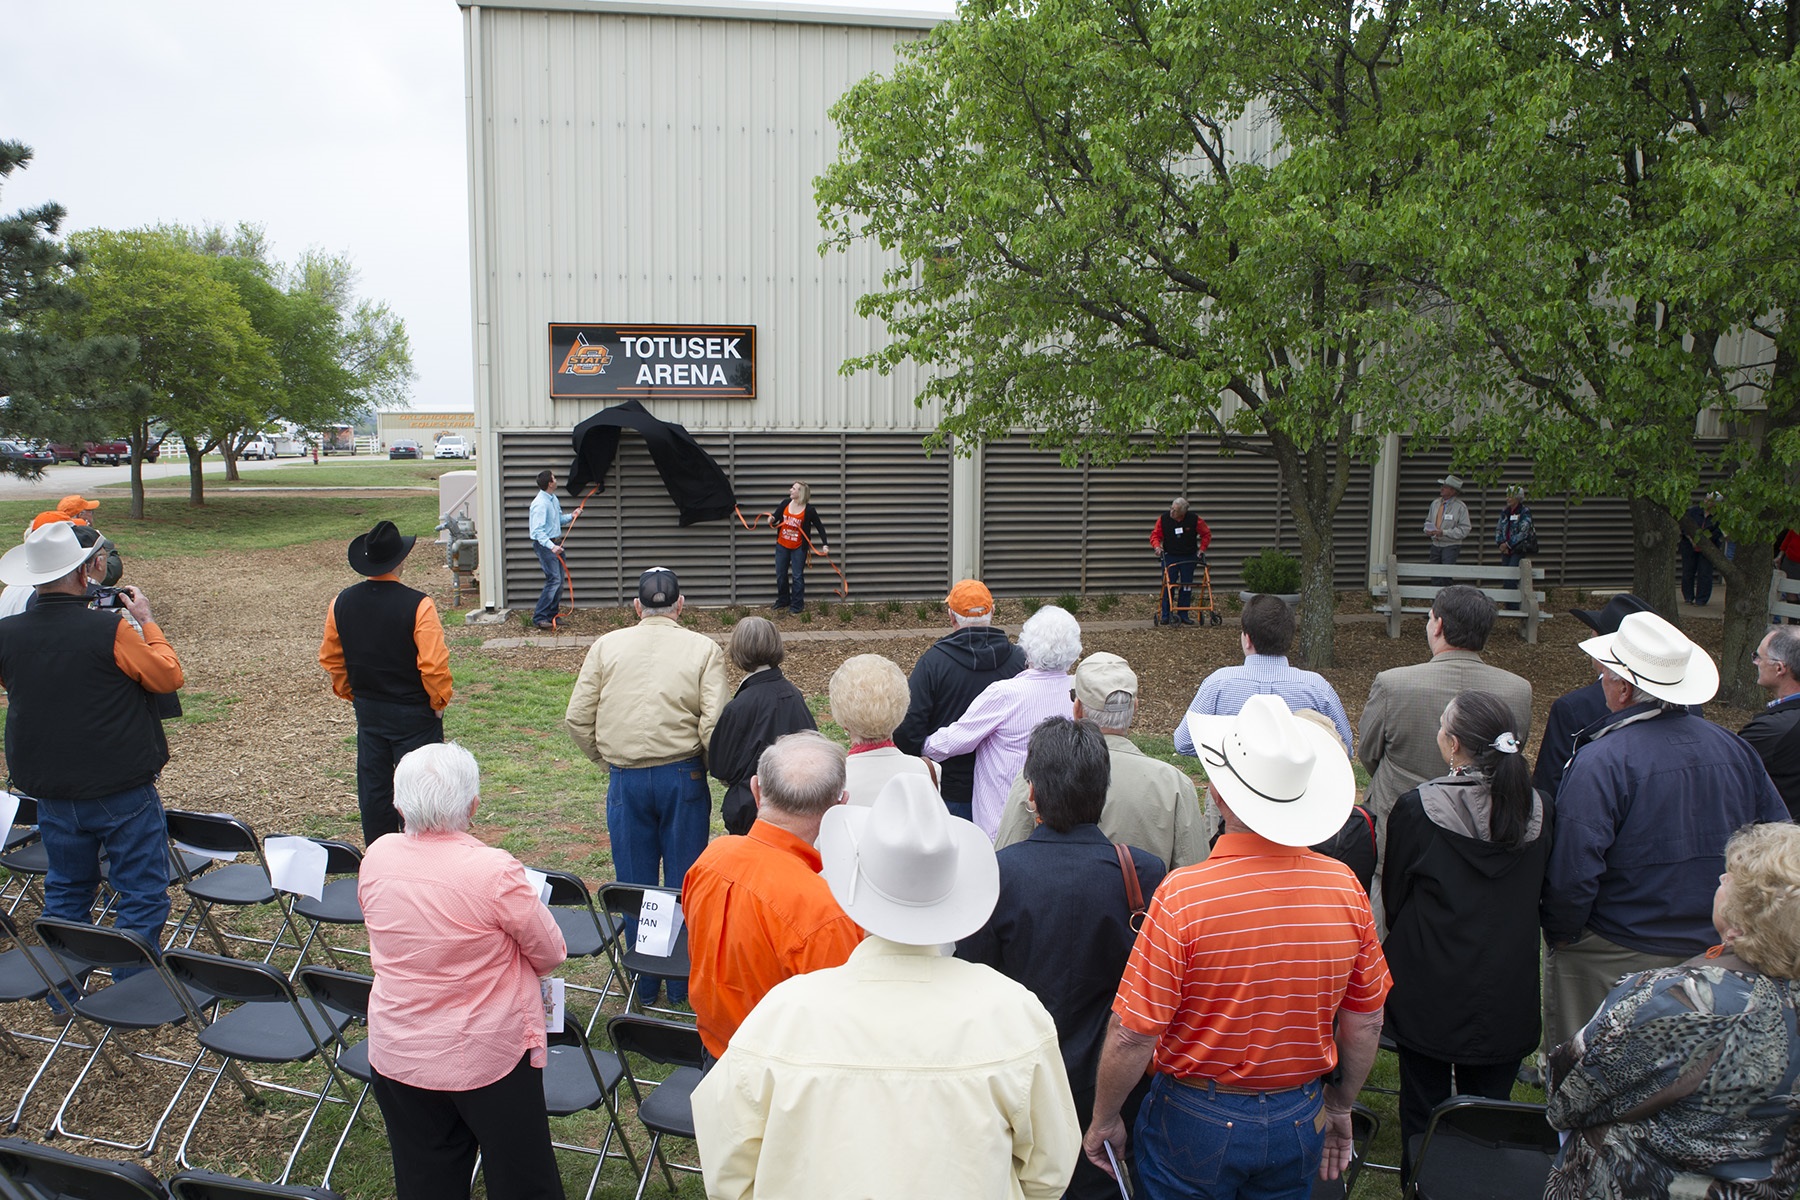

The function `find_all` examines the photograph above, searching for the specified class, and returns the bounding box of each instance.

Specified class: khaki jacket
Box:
[563,616,726,767]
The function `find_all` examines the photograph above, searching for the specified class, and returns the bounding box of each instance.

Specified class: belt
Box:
[1172,1076,1308,1097]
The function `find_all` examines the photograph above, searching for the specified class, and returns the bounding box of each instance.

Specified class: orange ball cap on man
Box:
[57,495,100,525]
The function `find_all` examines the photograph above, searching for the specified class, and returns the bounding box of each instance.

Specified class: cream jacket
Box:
[995,733,1212,868]
[693,936,1081,1200]
[563,616,726,768]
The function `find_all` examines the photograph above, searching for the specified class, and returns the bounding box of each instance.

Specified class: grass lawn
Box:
[0,493,442,560]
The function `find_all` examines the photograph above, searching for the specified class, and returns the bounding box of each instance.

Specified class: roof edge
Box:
[457,0,951,29]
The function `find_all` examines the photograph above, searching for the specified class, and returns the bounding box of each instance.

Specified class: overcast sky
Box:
[1,0,476,411]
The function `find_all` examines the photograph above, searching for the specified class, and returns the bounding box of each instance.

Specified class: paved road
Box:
[0,455,315,500]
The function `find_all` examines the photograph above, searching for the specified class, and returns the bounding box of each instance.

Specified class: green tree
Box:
[56,229,270,516]
[0,142,131,473]
[818,0,1473,666]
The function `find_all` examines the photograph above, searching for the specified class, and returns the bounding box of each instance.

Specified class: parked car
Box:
[46,438,160,466]
[389,440,422,460]
[0,441,57,469]
[433,436,470,460]
[240,437,276,460]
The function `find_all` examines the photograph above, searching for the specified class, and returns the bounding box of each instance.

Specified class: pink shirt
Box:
[359,829,566,1091]
[922,668,1074,838]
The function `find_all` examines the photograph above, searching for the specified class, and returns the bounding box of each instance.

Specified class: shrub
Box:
[883,598,903,614]
[838,607,854,623]
[800,611,813,623]
[1020,596,1042,617]
[816,601,832,619]
[719,611,738,628]
[1057,592,1083,613]
[1241,549,1302,595]
[851,601,869,618]
[1096,593,1119,614]
[915,603,935,622]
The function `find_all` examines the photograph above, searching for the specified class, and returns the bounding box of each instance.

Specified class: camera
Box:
[92,587,130,610]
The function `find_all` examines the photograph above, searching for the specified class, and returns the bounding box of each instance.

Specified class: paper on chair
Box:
[264,836,329,900]
[634,889,685,957]
[522,868,553,905]
[0,792,19,835]
[541,977,565,1033]
[174,842,240,862]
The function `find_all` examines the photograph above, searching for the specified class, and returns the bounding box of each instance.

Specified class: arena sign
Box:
[549,323,757,399]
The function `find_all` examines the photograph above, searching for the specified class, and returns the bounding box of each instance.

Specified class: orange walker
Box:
[1155,555,1221,627]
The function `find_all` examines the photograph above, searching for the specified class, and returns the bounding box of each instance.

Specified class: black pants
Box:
[370,1051,565,1200]
[353,697,443,845]
[1396,1047,1519,1180]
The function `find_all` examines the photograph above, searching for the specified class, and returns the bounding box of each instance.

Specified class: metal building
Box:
[461,0,1691,612]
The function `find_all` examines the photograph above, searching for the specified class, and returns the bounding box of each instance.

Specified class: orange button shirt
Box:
[1114,831,1391,1090]
[684,820,864,1059]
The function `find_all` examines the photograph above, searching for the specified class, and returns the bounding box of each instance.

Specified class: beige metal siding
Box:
[500,429,949,606]
[471,6,936,434]
[979,436,1373,596]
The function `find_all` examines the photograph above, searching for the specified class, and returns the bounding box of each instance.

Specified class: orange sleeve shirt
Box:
[317,575,452,711]
[683,820,865,1059]
[1114,831,1391,1090]
[115,619,183,693]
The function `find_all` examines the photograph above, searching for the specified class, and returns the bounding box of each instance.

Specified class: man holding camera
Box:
[0,522,184,957]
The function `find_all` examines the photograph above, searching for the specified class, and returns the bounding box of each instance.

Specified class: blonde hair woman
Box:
[830,654,935,805]
[771,481,829,615]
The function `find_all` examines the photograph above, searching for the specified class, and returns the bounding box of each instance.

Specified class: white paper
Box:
[634,889,685,957]
[264,836,329,901]
[522,868,553,906]
[541,977,565,1033]
[0,791,20,834]
[174,841,240,862]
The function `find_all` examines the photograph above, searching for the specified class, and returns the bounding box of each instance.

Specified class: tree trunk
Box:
[183,436,206,507]
[128,418,148,520]
[1628,496,1680,621]
[223,443,240,483]
[1712,539,1773,707]
[1279,436,1343,670]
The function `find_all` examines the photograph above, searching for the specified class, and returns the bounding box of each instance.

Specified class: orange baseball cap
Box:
[28,511,73,532]
[57,495,100,522]
[944,579,994,618]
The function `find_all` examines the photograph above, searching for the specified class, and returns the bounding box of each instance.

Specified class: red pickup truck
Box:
[47,438,163,466]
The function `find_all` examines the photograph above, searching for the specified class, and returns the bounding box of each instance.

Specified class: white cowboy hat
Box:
[1436,475,1464,491]
[818,774,998,946]
[0,522,92,587]
[1184,694,1354,847]
[1580,610,1718,706]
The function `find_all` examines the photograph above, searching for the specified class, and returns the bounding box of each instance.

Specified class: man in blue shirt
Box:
[1174,593,1353,756]
[527,470,573,630]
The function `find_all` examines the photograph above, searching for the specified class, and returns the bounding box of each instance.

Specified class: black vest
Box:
[0,595,170,800]
[334,580,431,708]
[1158,512,1200,558]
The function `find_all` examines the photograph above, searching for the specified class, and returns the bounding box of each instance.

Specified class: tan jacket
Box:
[994,734,1211,869]
[563,616,726,768]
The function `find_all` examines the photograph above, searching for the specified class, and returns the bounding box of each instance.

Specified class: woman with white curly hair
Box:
[924,605,1080,838]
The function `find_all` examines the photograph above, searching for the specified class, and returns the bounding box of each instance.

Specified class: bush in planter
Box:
[1241,549,1302,596]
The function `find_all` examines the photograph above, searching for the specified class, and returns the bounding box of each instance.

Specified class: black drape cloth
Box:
[567,399,737,525]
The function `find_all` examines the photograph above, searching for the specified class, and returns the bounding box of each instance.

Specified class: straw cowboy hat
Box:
[817,774,999,945]
[0,522,93,587]
[1184,694,1355,847]
[1579,610,1718,706]
[1436,475,1464,492]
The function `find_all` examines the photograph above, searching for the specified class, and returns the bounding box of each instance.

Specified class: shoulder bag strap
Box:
[1115,843,1147,929]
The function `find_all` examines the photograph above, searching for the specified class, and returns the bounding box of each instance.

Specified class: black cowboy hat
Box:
[347,520,416,576]
[1569,593,1652,636]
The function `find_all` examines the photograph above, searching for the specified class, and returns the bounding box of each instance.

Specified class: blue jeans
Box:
[773,545,806,611]
[1134,1075,1325,1200]
[532,542,563,625]
[1161,555,1197,621]
[606,758,710,1003]
[36,784,172,976]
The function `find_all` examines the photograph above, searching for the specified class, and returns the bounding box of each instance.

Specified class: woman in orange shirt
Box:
[771,481,828,615]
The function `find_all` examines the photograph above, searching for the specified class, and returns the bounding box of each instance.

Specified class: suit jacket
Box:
[1359,649,1534,821]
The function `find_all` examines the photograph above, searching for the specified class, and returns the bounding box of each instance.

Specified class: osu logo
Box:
[559,332,611,375]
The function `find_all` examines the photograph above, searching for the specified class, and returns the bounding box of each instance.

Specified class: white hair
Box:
[1019,605,1082,672]
[951,610,993,629]
[394,742,480,834]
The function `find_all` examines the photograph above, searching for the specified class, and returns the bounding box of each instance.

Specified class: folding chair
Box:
[291,967,374,1191]
[0,796,47,916]
[606,1015,706,1200]
[31,918,228,1154]
[163,811,297,964]
[541,1022,643,1200]
[1404,1096,1558,1200]
[161,950,355,1184]
[596,885,690,1020]
[0,910,89,1131]
[166,1169,346,1199]
[0,1134,168,1199]
[286,841,366,974]
[1310,1102,1378,1200]
[535,868,626,1031]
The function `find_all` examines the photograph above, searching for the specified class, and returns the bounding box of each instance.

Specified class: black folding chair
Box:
[163,811,298,964]
[166,1168,346,1199]
[0,910,89,1131]
[1404,1096,1559,1200]
[0,796,47,917]
[161,950,355,1184]
[542,1022,643,1200]
[0,1134,168,1199]
[535,868,626,1030]
[286,840,366,974]
[607,1015,706,1200]
[596,885,690,1020]
[31,918,228,1154]
[292,967,375,1191]
[1310,1102,1379,1199]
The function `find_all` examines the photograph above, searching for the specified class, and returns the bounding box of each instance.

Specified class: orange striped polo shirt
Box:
[1114,831,1391,1090]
